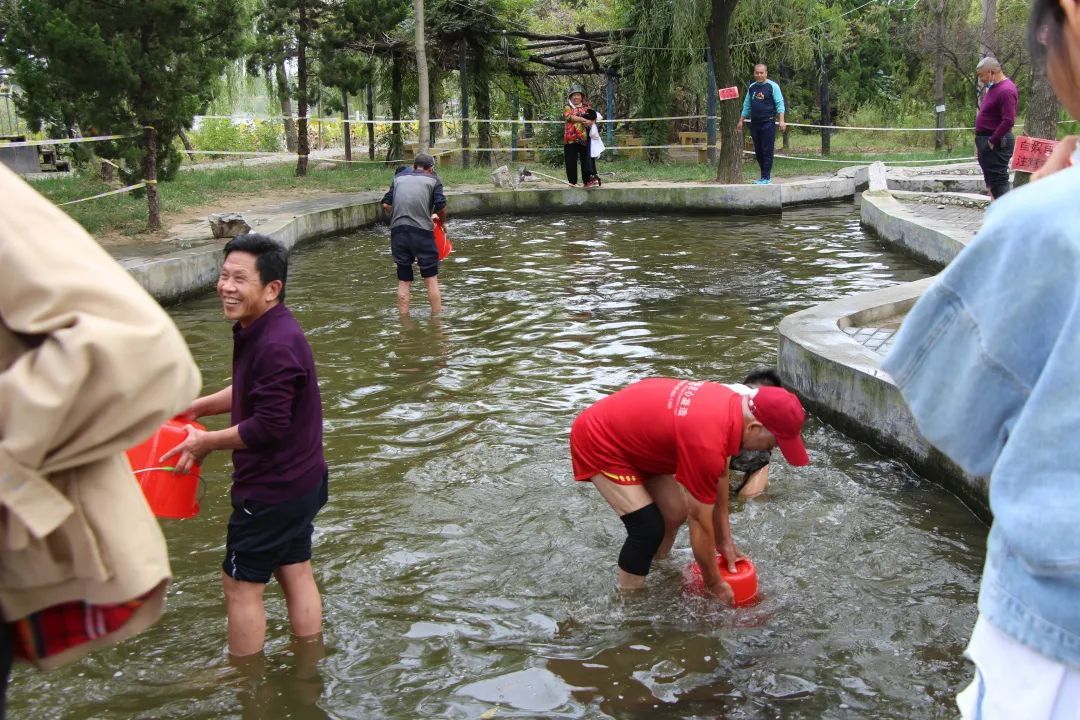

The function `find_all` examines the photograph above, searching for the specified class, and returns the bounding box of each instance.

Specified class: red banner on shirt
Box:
[717,86,739,101]
[1011,135,1057,173]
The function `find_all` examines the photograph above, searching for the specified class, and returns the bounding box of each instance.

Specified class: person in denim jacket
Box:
[883,2,1080,716]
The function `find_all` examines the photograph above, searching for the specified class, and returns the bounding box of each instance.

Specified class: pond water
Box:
[11,205,987,719]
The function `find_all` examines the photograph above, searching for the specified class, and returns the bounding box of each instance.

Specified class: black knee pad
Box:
[618,503,665,577]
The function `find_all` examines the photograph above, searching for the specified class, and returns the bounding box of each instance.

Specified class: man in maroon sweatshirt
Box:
[165,233,328,659]
[974,57,1018,199]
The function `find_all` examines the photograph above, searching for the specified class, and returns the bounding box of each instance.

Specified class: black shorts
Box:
[390,225,439,282]
[222,470,328,584]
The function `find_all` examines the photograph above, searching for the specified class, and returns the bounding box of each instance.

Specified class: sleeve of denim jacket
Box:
[882,266,1028,479]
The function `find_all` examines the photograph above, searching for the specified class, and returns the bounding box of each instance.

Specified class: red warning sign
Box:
[717,86,739,101]
[1010,135,1057,173]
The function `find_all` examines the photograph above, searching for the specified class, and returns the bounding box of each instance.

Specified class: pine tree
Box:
[4,0,247,229]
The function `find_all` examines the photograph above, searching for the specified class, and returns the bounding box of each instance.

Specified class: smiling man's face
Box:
[217,250,279,327]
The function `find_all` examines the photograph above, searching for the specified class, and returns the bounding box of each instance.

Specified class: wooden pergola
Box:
[506,26,632,76]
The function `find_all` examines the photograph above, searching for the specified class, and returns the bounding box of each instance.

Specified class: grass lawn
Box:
[32,142,974,239]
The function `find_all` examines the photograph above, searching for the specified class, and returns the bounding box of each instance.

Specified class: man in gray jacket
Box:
[381,153,447,314]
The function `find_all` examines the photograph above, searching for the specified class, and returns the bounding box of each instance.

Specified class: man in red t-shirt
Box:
[570,378,810,602]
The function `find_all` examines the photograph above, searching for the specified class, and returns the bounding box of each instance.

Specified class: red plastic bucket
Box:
[126,417,204,519]
[684,555,759,605]
[434,219,453,261]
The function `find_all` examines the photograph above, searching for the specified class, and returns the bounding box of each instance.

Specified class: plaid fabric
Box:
[10,590,152,664]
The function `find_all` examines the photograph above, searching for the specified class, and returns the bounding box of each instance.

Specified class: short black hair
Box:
[223,233,289,303]
[742,367,782,387]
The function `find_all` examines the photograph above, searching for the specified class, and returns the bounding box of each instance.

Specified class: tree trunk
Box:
[144,125,160,230]
[367,81,376,160]
[460,41,471,169]
[934,0,947,150]
[980,0,997,59]
[472,51,492,167]
[387,52,404,162]
[277,60,298,153]
[414,0,430,154]
[296,1,310,177]
[706,47,717,164]
[1025,67,1060,140]
[707,0,743,183]
[343,90,352,162]
[178,127,196,161]
[1015,66,1061,187]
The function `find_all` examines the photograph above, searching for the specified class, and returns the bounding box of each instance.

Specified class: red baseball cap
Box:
[748,386,810,466]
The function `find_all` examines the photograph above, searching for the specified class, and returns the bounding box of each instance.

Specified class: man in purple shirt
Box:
[164,233,328,658]
[974,57,1018,199]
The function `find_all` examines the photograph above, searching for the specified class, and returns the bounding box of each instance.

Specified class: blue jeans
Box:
[750,119,776,179]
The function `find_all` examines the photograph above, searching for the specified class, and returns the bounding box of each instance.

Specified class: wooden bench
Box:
[678,131,709,146]
[697,139,721,164]
[514,135,536,161]
[617,135,643,160]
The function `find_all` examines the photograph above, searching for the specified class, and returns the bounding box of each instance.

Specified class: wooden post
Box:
[366,82,375,160]
[343,90,352,162]
[510,92,519,163]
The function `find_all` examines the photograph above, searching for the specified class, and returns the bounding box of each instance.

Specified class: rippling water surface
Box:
[12,206,987,719]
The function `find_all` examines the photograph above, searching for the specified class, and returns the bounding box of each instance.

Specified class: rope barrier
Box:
[191,115,1080,132]
[759,151,977,166]
[57,181,146,206]
[180,145,982,163]
[0,133,136,148]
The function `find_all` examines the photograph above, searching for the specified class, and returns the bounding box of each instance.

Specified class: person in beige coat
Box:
[0,163,200,713]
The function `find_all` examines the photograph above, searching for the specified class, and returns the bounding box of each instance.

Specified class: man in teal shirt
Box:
[737,64,787,184]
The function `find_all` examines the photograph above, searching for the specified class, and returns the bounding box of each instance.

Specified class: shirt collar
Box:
[233,302,287,341]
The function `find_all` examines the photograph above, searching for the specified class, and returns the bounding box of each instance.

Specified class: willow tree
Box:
[623,0,679,163]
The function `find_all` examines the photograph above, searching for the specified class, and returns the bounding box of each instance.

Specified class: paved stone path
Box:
[846,196,985,356]
[895,199,985,238]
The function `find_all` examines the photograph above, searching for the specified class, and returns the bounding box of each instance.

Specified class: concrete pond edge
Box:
[122,177,857,304]
[775,187,989,519]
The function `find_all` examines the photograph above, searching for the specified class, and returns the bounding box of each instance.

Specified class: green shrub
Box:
[252,120,283,152]
[191,118,249,152]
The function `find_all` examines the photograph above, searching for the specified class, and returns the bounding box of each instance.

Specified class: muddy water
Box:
[11,206,986,719]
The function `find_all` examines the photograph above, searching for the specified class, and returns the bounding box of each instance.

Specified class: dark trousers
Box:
[975,133,1014,198]
[750,119,777,180]
[564,143,596,185]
